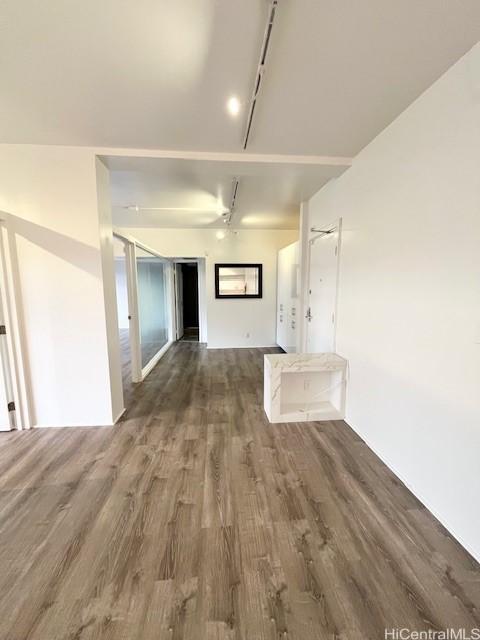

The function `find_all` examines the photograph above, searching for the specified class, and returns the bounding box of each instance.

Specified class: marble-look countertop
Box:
[264,352,347,372]
[263,351,348,423]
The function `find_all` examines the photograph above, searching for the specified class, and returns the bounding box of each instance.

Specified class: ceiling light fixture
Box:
[216,179,240,240]
[226,96,241,117]
[243,0,279,149]
[221,178,240,226]
[124,205,229,214]
[216,228,238,241]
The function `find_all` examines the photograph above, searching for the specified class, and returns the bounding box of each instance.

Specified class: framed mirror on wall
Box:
[215,263,263,299]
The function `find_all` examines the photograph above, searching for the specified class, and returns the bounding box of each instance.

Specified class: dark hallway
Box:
[180,262,199,342]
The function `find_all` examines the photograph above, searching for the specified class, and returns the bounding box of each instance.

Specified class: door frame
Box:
[304,217,342,353]
[113,230,175,383]
[173,263,184,340]
[113,234,142,383]
[171,257,207,344]
[0,218,33,429]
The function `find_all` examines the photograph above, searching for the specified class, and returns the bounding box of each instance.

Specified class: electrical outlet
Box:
[246,332,250,338]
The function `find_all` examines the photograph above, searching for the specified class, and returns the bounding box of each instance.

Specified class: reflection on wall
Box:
[217,266,259,296]
[114,258,129,329]
[136,250,169,368]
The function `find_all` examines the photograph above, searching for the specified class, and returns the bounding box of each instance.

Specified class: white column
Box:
[297,200,310,353]
[0,145,119,427]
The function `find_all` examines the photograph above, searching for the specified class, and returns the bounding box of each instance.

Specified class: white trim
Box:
[0,219,33,429]
[207,344,278,350]
[197,260,207,344]
[349,420,480,564]
[35,422,116,429]
[113,230,175,383]
[171,257,207,344]
[297,202,310,352]
[126,241,142,382]
[113,228,169,260]
[173,264,184,340]
[166,260,176,343]
[304,217,342,353]
[141,340,173,379]
[99,147,353,167]
[113,233,142,384]
[0,276,15,430]
[113,407,126,424]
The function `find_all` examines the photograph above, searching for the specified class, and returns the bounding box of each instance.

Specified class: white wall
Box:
[197,259,207,343]
[118,228,298,348]
[0,145,119,427]
[306,43,480,561]
[95,158,124,421]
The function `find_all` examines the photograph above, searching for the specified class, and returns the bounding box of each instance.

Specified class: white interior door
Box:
[306,225,340,353]
[0,294,15,430]
[0,350,12,430]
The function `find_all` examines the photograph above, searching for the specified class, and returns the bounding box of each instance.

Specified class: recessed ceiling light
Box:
[226,96,241,117]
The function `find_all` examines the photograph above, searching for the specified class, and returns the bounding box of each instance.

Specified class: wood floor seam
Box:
[0,341,478,639]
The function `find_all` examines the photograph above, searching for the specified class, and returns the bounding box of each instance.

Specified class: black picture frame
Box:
[214,263,263,299]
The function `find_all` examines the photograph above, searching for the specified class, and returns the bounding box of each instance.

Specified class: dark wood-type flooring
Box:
[0,342,479,639]
[119,328,134,407]
[180,327,199,342]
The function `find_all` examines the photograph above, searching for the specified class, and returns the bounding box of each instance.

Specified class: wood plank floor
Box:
[180,327,200,342]
[0,342,479,639]
[119,328,135,407]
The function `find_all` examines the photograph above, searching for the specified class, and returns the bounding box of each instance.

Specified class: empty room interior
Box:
[0,1,480,638]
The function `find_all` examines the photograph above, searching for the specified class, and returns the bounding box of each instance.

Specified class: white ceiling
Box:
[1,0,480,156]
[105,155,345,229]
[2,1,479,230]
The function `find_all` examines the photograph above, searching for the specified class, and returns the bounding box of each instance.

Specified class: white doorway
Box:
[174,262,199,342]
[172,258,207,344]
[113,235,137,401]
[174,264,184,340]
[0,322,15,431]
[0,221,27,430]
[113,232,176,395]
[305,220,341,353]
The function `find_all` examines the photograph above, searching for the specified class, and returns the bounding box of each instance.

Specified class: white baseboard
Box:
[113,407,126,424]
[141,340,173,379]
[33,407,126,429]
[346,420,480,564]
[206,344,278,350]
[35,422,115,429]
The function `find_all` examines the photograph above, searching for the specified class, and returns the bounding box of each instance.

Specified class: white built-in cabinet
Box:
[276,241,300,353]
